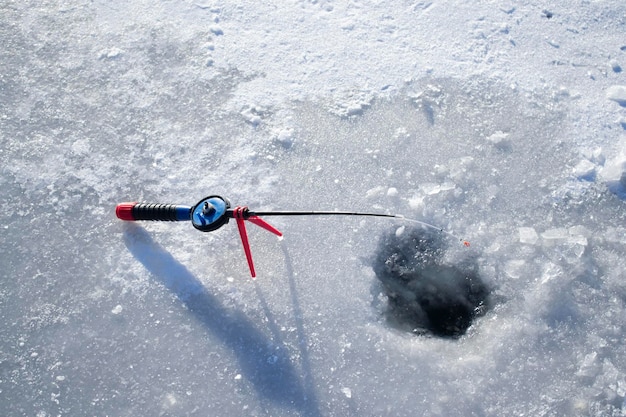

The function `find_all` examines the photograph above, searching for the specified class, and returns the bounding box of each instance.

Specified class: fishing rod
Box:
[116,195,469,278]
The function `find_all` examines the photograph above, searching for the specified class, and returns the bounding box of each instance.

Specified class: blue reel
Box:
[190,195,231,232]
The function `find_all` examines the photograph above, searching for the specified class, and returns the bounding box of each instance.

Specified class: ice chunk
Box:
[387,187,398,197]
[599,144,626,198]
[540,262,561,285]
[273,128,294,149]
[341,387,352,398]
[573,160,596,180]
[504,259,525,279]
[577,352,600,380]
[420,183,442,195]
[111,305,123,315]
[365,186,386,198]
[541,228,569,244]
[569,225,591,238]
[408,195,425,209]
[98,48,123,59]
[163,393,177,407]
[568,235,588,247]
[485,130,510,149]
[519,227,539,244]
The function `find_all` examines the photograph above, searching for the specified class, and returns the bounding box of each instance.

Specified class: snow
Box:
[2,0,626,416]
[607,85,626,106]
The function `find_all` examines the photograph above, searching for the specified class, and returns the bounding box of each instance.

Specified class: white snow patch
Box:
[210,25,224,36]
[609,60,622,73]
[606,85,626,106]
[98,48,124,59]
[163,393,177,407]
[365,186,386,198]
[485,130,510,148]
[326,90,375,117]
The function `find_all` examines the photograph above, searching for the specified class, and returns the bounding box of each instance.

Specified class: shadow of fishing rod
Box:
[123,224,318,414]
[280,239,321,416]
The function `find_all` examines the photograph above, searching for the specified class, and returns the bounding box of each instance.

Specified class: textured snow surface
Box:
[2,0,626,416]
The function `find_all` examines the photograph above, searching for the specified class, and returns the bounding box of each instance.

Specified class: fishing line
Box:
[250,210,469,246]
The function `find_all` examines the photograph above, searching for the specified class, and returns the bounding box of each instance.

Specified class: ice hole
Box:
[372,226,490,338]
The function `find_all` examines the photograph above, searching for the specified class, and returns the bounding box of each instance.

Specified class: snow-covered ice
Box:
[607,85,626,106]
[2,0,626,416]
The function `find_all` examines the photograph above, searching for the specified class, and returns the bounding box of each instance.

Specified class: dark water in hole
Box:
[373,227,490,338]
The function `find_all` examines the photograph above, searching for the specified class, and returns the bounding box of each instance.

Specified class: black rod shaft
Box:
[248,211,400,218]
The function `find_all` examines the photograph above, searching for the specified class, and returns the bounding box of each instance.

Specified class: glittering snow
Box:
[2,0,626,416]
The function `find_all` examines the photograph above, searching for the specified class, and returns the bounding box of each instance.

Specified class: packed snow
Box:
[2,0,626,416]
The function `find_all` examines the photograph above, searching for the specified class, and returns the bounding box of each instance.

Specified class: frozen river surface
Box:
[2,1,626,415]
